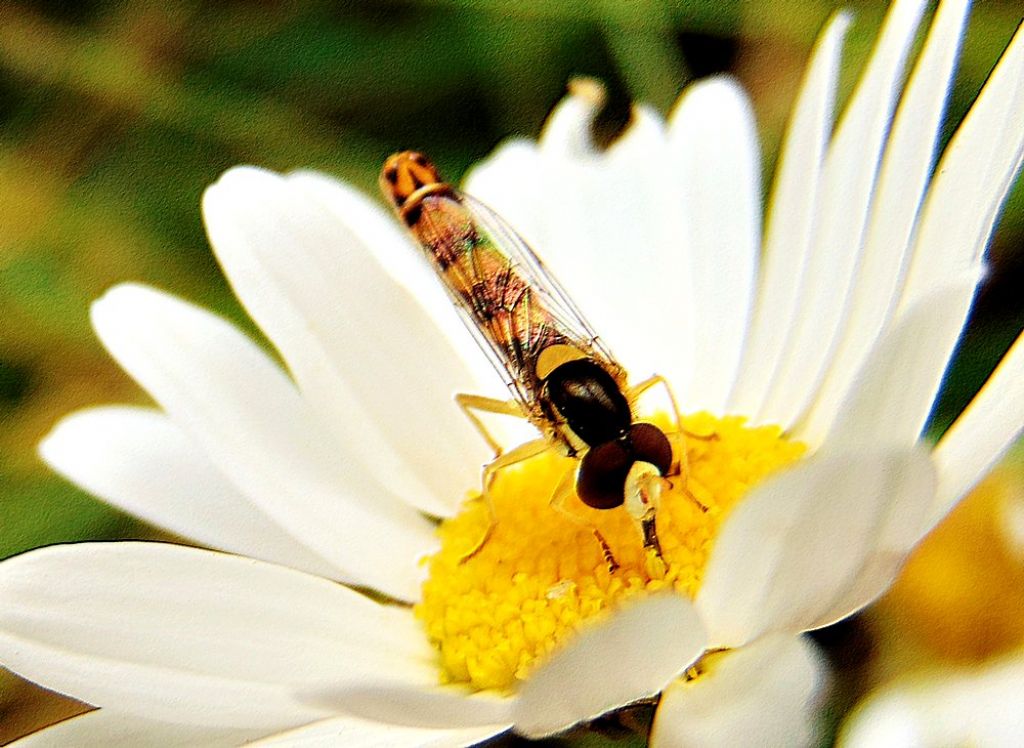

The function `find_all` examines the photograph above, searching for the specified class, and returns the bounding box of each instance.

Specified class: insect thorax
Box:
[541,355,632,448]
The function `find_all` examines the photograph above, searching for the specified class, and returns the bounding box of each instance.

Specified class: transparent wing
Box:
[408,189,622,416]
[460,192,620,369]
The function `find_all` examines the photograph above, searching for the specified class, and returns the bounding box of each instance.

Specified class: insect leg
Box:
[455,393,528,457]
[628,376,709,513]
[481,437,550,493]
[627,374,683,435]
[549,472,620,574]
[627,374,687,478]
[628,374,717,442]
[458,437,551,564]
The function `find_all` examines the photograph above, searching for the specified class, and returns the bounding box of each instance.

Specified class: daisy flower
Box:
[2,0,1023,744]
[839,649,1024,747]
[837,463,1024,747]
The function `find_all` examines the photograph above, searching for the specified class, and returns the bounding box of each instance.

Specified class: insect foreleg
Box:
[455,393,528,456]
[548,470,619,574]
[627,375,711,514]
[628,374,718,442]
[628,374,683,435]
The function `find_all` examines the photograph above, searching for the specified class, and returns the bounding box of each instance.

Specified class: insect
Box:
[380,151,693,569]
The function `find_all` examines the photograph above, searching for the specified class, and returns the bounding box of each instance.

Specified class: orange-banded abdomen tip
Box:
[380,151,447,213]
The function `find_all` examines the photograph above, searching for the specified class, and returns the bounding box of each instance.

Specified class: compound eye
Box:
[577,440,630,510]
[629,423,672,475]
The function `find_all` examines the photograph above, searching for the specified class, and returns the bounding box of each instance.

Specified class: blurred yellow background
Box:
[1,0,1021,743]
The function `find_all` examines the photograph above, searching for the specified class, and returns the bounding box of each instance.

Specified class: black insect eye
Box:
[577,440,630,509]
[411,153,428,166]
[385,168,398,184]
[629,423,672,475]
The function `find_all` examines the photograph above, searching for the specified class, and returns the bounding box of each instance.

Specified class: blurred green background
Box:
[0,0,1021,743]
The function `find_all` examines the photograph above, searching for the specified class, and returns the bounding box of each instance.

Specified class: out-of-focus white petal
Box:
[801,0,971,443]
[758,0,930,427]
[839,654,1024,748]
[651,635,826,748]
[0,543,435,729]
[810,275,981,451]
[931,331,1024,529]
[901,22,1024,309]
[1001,476,1024,560]
[39,406,340,580]
[729,12,850,421]
[11,711,267,747]
[540,79,604,156]
[696,448,935,647]
[252,716,506,748]
[667,76,761,413]
[512,595,706,739]
[203,167,490,517]
[840,689,924,747]
[91,283,434,601]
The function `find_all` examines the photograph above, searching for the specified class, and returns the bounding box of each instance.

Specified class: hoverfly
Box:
[381,151,693,569]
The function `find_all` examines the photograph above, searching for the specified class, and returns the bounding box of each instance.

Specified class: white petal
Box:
[512,595,707,739]
[803,451,941,630]
[729,12,850,420]
[757,0,931,427]
[840,654,1024,748]
[901,22,1024,309]
[527,85,694,393]
[287,170,534,451]
[462,138,546,252]
[931,330,1024,529]
[91,283,434,601]
[301,684,512,731]
[282,169,481,357]
[539,78,604,156]
[465,143,631,440]
[667,76,761,413]
[203,167,490,517]
[253,716,506,748]
[651,635,826,748]
[39,406,340,579]
[807,274,981,451]
[11,711,267,747]
[0,543,435,729]
[801,0,971,442]
[463,137,637,449]
[696,447,936,647]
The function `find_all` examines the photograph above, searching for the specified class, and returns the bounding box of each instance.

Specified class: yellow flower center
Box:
[416,412,805,691]
[875,465,1024,663]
